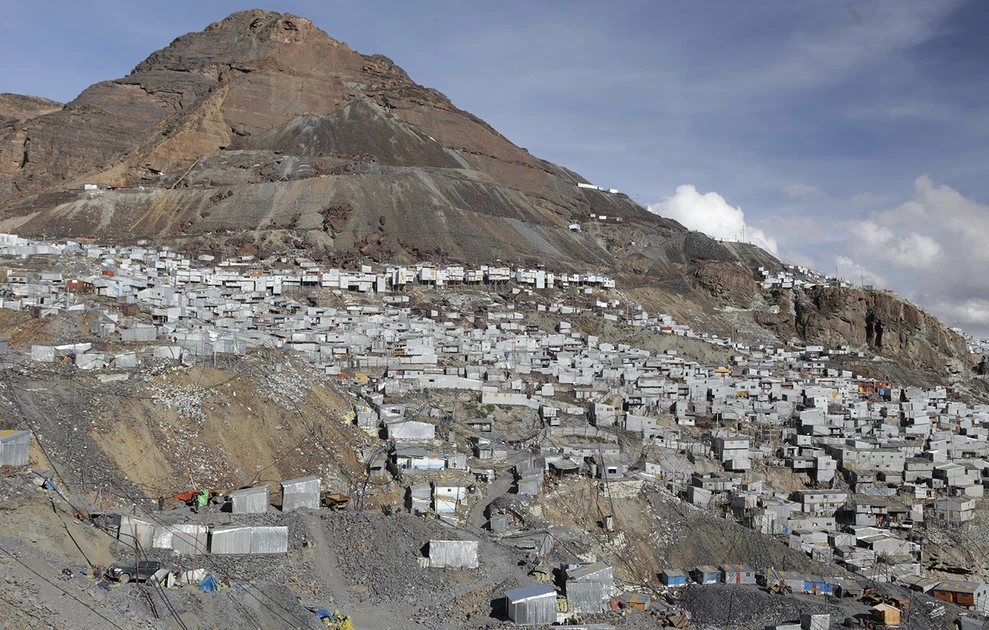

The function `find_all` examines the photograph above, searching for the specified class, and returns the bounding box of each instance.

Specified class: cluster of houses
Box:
[757,264,851,292]
[108,477,329,556]
[7,231,989,625]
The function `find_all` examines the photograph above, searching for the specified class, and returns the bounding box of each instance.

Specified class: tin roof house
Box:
[720,563,757,585]
[504,584,557,625]
[933,581,989,613]
[690,565,719,585]
[660,568,687,587]
[281,476,320,512]
[388,421,436,441]
[427,539,479,569]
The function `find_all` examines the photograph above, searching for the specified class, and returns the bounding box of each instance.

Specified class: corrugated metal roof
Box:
[938,581,983,592]
[568,562,612,581]
[505,584,556,602]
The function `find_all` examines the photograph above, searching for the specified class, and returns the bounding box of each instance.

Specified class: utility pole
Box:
[133,524,140,579]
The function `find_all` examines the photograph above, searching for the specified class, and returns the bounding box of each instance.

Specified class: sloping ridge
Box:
[0,10,662,267]
[0,10,973,378]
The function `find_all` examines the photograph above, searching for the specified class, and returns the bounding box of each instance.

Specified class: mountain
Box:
[0,9,664,268]
[0,10,972,379]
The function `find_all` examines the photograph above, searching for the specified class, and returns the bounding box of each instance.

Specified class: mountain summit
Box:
[0,9,671,267]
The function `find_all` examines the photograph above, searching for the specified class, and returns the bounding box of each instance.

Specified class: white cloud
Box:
[848,220,942,269]
[828,176,989,335]
[648,185,778,254]
[925,299,989,332]
[782,183,825,199]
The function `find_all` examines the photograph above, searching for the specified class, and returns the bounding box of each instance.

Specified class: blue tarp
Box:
[316,609,332,619]
[198,575,217,592]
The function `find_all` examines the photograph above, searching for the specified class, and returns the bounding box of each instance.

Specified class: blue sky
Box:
[3,1,989,334]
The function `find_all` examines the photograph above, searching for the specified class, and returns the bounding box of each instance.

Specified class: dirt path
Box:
[467,463,516,531]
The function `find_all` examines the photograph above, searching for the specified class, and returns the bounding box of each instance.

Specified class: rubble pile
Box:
[676,584,841,628]
[322,511,478,602]
[148,383,210,423]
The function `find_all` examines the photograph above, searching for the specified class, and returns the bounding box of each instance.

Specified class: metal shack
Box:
[800,613,830,630]
[804,575,839,596]
[231,486,270,514]
[281,476,321,511]
[720,563,757,585]
[566,563,614,613]
[210,525,252,555]
[504,584,557,625]
[567,580,607,614]
[829,576,863,598]
[428,540,479,569]
[169,524,208,555]
[251,526,289,554]
[30,346,55,363]
[691,565,720,585]
[660,568,687,588]
[117,515,156,550]
[387,421,436,441]
[934,580,989,613]
[760,568,807,593]
[114,352,138,369]
[152,525,173,550]
[0,430,30,466]
[433,482,466,513]
[408,485,431,513]
[517,470,543,496]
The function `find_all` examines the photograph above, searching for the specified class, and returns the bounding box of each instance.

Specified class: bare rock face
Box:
[793,287,969,375]
[0,94,62,125]
[693,260,759,307]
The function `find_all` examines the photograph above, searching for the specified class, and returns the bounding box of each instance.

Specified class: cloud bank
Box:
[648,185,778,254]
[648,177,989,337]
[846,176,989,332]
[758,176,989,336]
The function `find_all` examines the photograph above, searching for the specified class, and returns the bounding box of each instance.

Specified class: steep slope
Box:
[0,11,676,269]
[0,93,62,125]
[0,10,972,377]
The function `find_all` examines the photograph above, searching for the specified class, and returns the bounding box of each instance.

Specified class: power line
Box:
[120,530,190,630]
[0,544,127,630]
[107,482,313,629]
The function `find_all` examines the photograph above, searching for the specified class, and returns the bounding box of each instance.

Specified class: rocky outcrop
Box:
[0,94,62,125]
[793,287,969,376]
[693,260,759,307]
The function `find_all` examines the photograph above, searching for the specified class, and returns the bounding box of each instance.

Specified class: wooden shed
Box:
[871,603,901,626]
